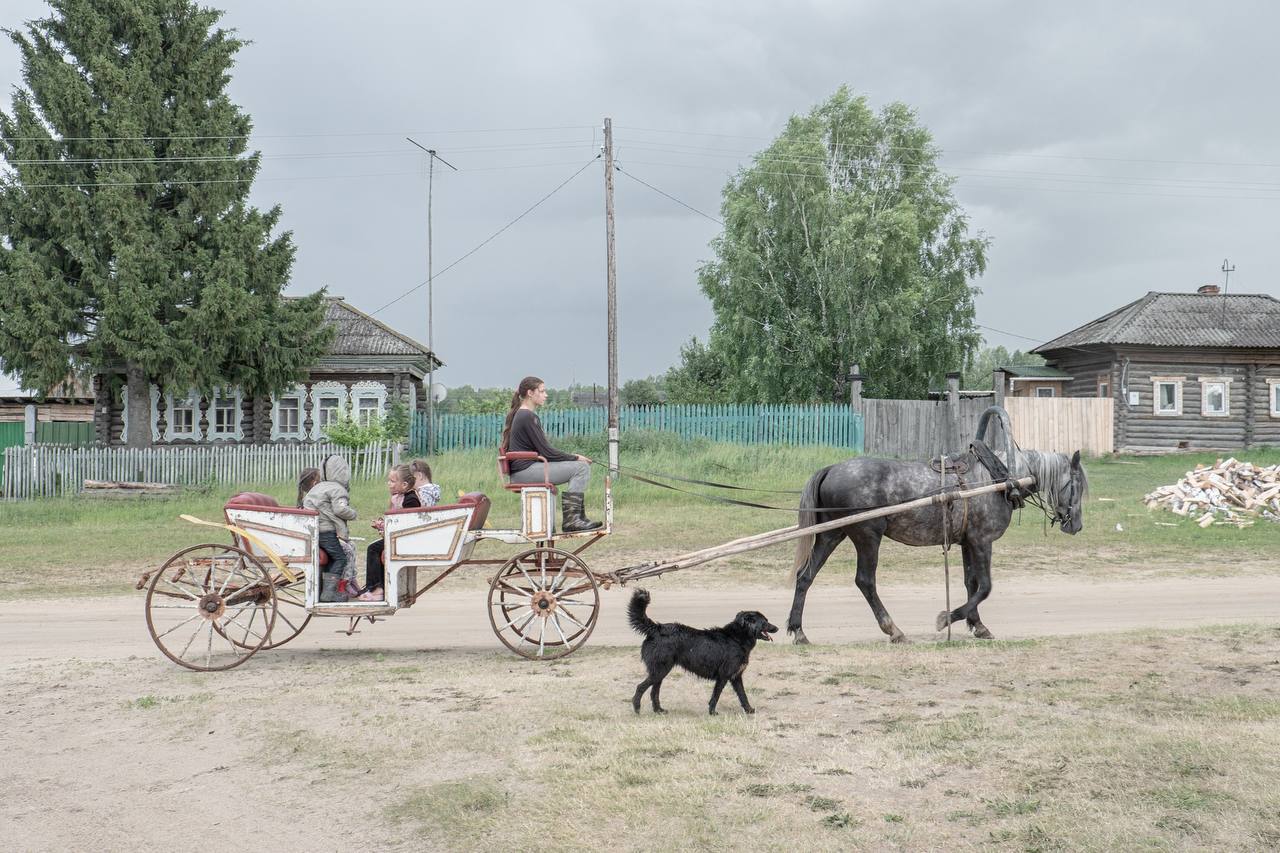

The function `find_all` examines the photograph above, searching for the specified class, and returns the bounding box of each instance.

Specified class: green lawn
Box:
[2,440,1278,600]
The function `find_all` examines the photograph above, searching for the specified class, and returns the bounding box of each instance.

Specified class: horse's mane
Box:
[1015,449,1087,512]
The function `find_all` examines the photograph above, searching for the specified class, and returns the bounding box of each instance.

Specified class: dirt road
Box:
[2,574,1275,663]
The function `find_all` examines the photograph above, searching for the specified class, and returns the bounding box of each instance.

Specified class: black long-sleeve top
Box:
[506,409,577,472]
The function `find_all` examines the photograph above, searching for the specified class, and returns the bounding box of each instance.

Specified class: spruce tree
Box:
[0,0,331,446]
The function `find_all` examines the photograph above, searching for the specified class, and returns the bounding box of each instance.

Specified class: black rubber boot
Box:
[561,491,602,532]
[319,572,341,602]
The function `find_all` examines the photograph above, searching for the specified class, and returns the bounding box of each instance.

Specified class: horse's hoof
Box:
[935,611,952,632]
[792,629,810,645]
[972,625,995,640]
[890,633,912,644]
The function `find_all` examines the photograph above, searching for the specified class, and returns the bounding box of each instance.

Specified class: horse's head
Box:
[1018,448,1087,535]
[1052,450,1087,535]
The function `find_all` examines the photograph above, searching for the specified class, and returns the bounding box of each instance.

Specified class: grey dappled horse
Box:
[787,448,1087,644]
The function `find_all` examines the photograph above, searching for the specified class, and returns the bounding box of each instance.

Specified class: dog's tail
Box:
[627,588,659,639]
[790,465,831,581]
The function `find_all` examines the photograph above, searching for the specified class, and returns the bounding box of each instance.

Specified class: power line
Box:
[614,164,723,225]
[5,139,599,166]
[369,156,601,317]
[3,124,596,142]
[617,125,1280,170]
[3,159,599,189]
[614,139,1280,191]
[619,158,1280,202]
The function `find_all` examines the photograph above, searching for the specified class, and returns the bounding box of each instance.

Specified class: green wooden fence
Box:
[0,423,23,481]
[410,404,863,453]
[35,421,94,445]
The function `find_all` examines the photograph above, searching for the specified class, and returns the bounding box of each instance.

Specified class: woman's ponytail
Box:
[499,376,544,452]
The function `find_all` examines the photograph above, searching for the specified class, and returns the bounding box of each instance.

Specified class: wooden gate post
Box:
[23,404,36,446]
[992,368,1008,407]
[946,372,961,453]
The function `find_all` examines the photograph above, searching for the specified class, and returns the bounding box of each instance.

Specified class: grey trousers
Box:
[509,460,591,493]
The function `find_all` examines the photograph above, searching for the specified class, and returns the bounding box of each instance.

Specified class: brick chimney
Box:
[1197,284,1220,295]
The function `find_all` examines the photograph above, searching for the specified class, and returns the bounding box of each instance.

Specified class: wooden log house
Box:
[1029,285,1280,451]
[92,298,442,445]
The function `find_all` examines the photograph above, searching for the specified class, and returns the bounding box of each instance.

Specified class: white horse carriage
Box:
[140,451,613,670]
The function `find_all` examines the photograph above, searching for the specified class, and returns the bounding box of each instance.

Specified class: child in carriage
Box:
[359,463,421,602]
[302,455,359,602]
[298,467,359,598]
[410,459,441,508]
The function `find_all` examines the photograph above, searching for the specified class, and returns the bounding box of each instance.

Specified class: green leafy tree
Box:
[620,377,663,406]
[961,344,1045,391]
[0,0,331,446]
[323,414,386,449]
[696,86,987,401]
[664,337,730,404]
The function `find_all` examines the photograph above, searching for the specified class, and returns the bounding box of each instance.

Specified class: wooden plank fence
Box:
[1004,397,1113,455]
[414,404,863,452]
[2,441,399,501]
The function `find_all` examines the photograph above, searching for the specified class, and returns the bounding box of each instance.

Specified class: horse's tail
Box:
[790,466,831,580]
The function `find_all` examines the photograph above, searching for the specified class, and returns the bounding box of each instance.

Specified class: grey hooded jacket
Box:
[303,454,358,538]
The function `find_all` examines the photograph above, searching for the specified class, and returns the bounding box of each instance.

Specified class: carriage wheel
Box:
[220,569,311,651]
[145,543,278,671]
[488,547,600,660]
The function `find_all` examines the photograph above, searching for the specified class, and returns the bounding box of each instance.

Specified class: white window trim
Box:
[148,384,162,443]
[309,381,348,441]
[1267,379,1280,418]
[164,387,202,442]
[208,387,244,441]
[1152,377,1183,417]
[1034,386,1055,398]
[1097,375,1110,399]
[350,380,388,427]
[1197,376,1231,418]
[271,384,308,441]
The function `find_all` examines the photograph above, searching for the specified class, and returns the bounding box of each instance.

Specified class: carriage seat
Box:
[497,451,557,493]
[225,491,328,566]
[386,492,492,530]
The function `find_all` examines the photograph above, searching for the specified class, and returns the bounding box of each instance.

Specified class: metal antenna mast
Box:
[406,138,457,455]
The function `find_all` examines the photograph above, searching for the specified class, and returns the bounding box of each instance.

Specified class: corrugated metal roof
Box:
[1000,365,1073,379]
[1035,292,1280,352]
[323,299,441,363]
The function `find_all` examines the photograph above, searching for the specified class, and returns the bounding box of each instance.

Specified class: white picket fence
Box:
[1,441,400,500]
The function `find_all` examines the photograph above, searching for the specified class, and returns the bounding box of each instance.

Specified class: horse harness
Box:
[929,454,971,546]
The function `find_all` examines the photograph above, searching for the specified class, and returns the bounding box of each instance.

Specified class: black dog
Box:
[628,589,778,715]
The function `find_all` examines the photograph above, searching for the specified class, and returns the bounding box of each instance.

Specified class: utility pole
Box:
[1221,258,1235,292]
[406,138,456,455]
[603,117,619,476]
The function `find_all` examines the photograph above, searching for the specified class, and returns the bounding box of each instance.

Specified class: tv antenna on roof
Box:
[1221,258,1235,292]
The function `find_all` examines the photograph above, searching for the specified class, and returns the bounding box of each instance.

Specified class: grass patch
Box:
[7,445,1280,600]
[387,779,508,839]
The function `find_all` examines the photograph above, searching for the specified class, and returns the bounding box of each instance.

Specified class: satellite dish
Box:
[430,382,448,403]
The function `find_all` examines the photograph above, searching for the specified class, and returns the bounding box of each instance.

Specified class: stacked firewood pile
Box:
[1144,458,1280,527]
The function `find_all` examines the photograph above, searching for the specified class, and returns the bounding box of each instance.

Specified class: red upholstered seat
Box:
[497,451,557,493]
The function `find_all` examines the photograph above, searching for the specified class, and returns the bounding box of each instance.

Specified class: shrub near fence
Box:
[413,404,863,452]
[1,441,399,500]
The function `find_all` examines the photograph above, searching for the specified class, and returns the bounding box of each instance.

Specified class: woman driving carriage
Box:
[501,376,602,532]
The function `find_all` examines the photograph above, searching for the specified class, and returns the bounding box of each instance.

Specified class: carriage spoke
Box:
[556,608,590,632]
[154,612,202,640]
[537,616,547,657]
[550,613,570,646]
[499,608,538,633]
[496,579,534,598]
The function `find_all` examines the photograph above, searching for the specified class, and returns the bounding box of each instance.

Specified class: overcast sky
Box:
[4,0,1279,391]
